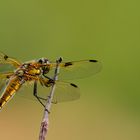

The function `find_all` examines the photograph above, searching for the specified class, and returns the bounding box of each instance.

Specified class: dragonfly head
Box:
[37,58,51,75]
[37,58,50,64]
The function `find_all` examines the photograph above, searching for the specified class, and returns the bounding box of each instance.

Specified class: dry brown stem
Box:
[39,58,61,140]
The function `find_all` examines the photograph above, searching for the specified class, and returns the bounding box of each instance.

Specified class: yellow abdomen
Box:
[0,76,23,110]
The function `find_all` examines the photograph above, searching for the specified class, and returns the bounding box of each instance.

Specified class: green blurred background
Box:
[0,0,140,140]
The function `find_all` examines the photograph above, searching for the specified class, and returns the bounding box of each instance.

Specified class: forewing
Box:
[0,52,21,68]
[47,60,102,80]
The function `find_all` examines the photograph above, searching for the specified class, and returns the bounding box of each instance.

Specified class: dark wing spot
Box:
[4,55,8,60]
[70,83,78,88]
[89,60,98,62]
[64,62,73,67]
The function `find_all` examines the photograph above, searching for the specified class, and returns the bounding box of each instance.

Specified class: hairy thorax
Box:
[15,62,42,81]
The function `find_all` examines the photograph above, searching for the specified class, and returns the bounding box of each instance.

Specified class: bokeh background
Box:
[0,0,140,140]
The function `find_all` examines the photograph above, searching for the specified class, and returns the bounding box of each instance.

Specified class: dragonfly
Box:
[0,52,102,110]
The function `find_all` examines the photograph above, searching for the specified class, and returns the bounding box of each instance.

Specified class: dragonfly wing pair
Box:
[0,52,102,104]
[18,59,101,103]
[0,52,21,68]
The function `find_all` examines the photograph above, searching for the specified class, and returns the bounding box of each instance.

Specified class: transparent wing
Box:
[17,81,80,103]
[0,78,7,97]
[0,52,16,96]
[40,81,80,103]
[0,52,21,68]
[47,59,102,80]
[0,72,14,97]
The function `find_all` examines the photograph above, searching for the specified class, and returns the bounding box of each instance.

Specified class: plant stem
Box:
[39,58,62,140]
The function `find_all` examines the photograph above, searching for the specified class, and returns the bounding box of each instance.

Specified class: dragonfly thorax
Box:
[15,63,42,79]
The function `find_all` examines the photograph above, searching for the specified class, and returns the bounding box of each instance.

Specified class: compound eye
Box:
[38,58,49,64]
[38,59,43,64]
[44,59,49,64]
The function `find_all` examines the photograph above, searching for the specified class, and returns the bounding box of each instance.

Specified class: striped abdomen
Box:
[0,76,24,110]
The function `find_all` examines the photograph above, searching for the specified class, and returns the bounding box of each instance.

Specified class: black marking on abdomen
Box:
[64,62,73,67]
[89,60,98,62]
[1,97,7,102]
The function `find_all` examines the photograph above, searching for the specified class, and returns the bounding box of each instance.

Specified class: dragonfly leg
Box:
[33,81,50,113]
[41,75,55,87]
[42,74,50,79]
[39,77,58,104]
[42,74,54,81]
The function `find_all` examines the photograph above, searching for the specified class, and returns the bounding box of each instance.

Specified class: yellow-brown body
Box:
[0,61,45,110]
[0,53,98,110]
[0,58,52,110]
[0,76,23,110]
